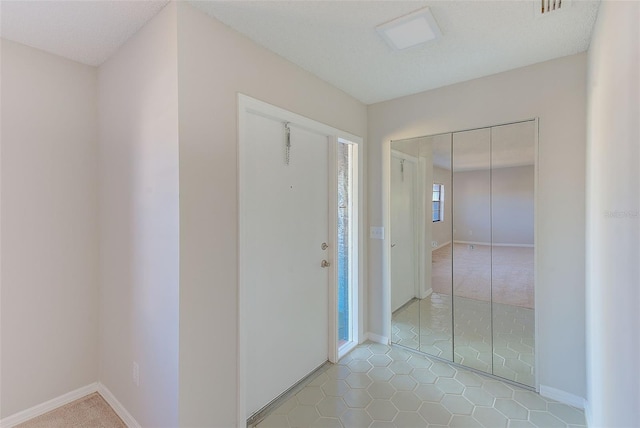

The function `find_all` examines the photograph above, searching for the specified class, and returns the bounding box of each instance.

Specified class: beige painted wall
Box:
[453,166,534,246]
[453,169,492,244]
[175,3,367,426]
[492,166,535,246]
[97,3,179,427]
[0,39,99,417]
[368,54,587,399]
[586,1,639,426]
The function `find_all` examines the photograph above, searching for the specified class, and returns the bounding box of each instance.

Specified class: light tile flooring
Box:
[255,342,585,428]
[392,294,535,386]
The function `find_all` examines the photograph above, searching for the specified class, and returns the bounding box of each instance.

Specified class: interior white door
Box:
[390,154,417,312]
[243,111,330,416]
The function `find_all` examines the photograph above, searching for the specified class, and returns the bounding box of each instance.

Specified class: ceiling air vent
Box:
[535,0,571,17]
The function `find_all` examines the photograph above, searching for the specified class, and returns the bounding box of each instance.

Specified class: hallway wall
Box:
[0,39,99,418]
[97,3,179,426]
[175,3,367,426]
[586,1,640,426]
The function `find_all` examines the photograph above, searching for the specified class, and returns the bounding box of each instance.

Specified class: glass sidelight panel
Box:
[419,134,453,360]
[490,121,536,387]
[337,139,359,350]
[452,128,493,374]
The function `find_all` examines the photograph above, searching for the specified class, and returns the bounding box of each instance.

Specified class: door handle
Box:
[321,260,331,268]
[391,243,397,248]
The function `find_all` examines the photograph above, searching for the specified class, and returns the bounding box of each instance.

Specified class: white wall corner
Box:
[97,383,141,428]
[0,383,99,428]
[584,400,592,427]
[539,385,586,410]
[366,332,390,345]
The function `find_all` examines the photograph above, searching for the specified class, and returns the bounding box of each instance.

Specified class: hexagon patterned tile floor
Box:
[392,293,535,387]
[255,342,585,428]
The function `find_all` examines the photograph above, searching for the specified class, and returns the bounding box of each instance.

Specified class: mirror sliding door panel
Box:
[419,134,453,360]
[490,121,536,387]
[390,146,421,350]
[452,128,493,374]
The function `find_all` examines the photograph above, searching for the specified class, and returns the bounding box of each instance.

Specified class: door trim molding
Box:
[237,94,364,424]
[328,136,338,363]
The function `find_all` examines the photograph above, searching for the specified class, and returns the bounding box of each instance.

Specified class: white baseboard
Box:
[453,240,534,248]
[97,383,141,428]
[0,382,140,428]
[493,242,534,248]
[432,240,451,251]
[0,382,98,428]
[539,385,586,409]
[366,332,390,345]
[454,240,491,246]
[420,288,433,299]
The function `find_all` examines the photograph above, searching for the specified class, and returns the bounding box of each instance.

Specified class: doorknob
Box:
[321,260,331,268]
[321,242,329,250]
[391,243,397,248]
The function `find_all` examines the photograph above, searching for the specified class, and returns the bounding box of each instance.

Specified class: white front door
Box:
[390,154,417,312]
[243,111,330,416]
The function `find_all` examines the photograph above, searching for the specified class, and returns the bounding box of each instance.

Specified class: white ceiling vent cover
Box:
[535,0,572,17]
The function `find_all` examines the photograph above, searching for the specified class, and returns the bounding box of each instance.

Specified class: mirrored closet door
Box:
[390,144,420,350]
[452,128,493,375]
[490,121,536,386]
[390,120,536,387]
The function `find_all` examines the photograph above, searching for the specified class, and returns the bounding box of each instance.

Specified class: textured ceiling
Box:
[0,1,169,66]
[191,0,600,104]
[0,1,599,104]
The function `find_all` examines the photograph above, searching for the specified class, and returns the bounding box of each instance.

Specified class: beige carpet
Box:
[432,243,534,308]
[17,393,126,428]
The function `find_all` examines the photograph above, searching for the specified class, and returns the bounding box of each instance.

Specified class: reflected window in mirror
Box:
[432,183,444,222]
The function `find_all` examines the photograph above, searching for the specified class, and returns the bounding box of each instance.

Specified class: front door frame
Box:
[237,94,364,424]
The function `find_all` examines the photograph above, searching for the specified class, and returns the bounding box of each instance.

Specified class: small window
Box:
[432,183,444,222]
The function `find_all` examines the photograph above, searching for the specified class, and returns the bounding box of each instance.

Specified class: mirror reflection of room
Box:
[391,133,453,358]
[488,121,536,386]
[390,138,422,351]
[390,120,536,387]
